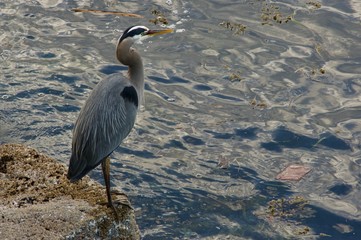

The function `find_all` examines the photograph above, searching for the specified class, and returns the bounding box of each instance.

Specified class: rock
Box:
[0,144,140,240]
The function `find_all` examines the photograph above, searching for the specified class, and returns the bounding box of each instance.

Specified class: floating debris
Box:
[310,67,326,75]
[149,9,169,25]
[295,66,326,77]
[276,164,311,181]
[72,8,143,18]
[306,1,322,10]
[261,3,293,25]
[295,226,311,235]
[314,43,324,57]
[219,21,246,35]
[217,155,230,169]
[267,196,309,218]
[250,97,268,109]
[222,65,244,82]
[229,72,244,82]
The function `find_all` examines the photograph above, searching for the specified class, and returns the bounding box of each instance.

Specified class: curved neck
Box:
[116,38,144,104]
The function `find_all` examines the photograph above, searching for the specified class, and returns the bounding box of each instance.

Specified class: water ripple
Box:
[1,0,361,238]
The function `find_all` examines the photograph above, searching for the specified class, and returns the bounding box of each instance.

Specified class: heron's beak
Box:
[146,28,173,36]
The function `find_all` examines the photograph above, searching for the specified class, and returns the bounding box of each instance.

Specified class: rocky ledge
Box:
[0,144,140,239]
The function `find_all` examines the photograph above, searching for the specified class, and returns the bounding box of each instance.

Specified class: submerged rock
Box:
[0,144,140,239]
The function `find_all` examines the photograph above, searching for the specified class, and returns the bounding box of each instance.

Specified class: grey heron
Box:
[67,26,173,218]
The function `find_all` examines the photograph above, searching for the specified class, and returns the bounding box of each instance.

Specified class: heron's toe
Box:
[113,197,133,210]
[110,188,128,197]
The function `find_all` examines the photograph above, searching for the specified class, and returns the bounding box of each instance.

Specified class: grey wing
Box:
[67,75,138,181]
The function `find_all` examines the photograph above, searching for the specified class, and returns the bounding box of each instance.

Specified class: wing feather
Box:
[67,75,138,181]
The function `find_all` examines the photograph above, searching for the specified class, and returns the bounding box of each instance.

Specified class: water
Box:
[1,0,361,239]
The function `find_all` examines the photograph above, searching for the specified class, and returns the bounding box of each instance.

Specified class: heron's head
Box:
[118,25,173,45]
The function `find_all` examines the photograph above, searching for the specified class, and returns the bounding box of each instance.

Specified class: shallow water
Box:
[1,0,361,239]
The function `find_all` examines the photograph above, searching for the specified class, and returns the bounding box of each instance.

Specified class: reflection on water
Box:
[1,0,361,239]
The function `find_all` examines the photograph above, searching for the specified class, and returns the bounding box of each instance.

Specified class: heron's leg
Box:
[101,157,119,220]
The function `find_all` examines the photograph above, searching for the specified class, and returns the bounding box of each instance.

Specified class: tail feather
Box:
[67,154,87,182]
[67,153,102,182]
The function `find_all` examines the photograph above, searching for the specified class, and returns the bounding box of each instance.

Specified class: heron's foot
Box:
[98,200,121,221]
[106,198,132,222]
[110,189,133,210]
[109,202,120,221]
[99,189,133,210]
[113,200,133,210]
[110,189,128,197]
